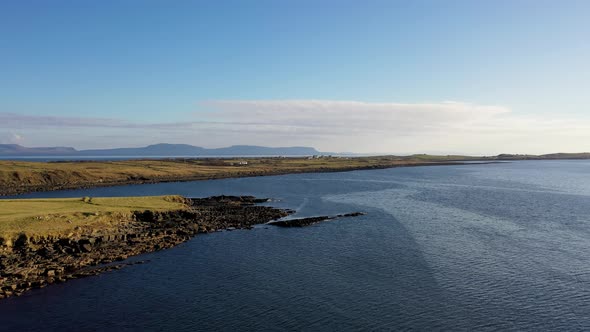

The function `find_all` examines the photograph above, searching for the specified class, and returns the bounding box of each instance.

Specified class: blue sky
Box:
[1,1,589,154]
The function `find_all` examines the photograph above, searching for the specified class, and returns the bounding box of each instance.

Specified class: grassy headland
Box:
[0,195,187,242]
[0,195,291,298]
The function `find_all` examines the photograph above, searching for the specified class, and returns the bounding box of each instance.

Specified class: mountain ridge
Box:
[0,143,321,156]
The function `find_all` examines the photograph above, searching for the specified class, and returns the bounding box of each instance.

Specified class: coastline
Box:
[0,158,475,300]
[0,157,472,197]
[0,196,293,299]
[0,194,367,300]
[0,157,497,300]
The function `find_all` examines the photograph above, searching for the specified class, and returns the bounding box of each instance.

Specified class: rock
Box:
[340,212,366,217]
[270,212,365,227]
[14,234,28,248]
[80,244,92,252]
[4,284,17,291]
[31,280,45,288]
[37,246,56,258]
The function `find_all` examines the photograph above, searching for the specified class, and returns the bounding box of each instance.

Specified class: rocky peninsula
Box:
[0,195,366,299]
[0,196,292,299]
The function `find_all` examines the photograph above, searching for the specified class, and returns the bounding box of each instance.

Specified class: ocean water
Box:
[1,161,589,331]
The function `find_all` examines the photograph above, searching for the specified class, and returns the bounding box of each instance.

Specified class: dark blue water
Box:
[1,161,589,331]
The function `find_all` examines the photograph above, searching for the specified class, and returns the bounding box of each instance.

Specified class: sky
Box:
[1,0,589,154]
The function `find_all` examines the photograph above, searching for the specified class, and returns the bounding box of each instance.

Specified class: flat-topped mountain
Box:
[0,143,320,156]
[0,144,77,155]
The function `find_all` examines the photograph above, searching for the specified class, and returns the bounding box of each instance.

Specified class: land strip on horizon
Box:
[1,153,589,197]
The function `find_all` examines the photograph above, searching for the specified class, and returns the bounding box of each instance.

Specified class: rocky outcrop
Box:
[269,212,365,227]
[0,196,290,299]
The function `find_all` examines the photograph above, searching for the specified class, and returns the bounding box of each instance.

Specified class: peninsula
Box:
[0,195,292,298]
[0,194,367,299]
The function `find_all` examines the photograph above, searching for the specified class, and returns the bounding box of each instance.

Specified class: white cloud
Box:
[0,132,25,144]
[3,100,590,154]
[202,100,510,133]
[199,100,590,154]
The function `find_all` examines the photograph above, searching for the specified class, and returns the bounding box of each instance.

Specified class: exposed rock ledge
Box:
[269,212,366,227]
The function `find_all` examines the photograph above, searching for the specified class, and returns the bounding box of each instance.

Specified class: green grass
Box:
[0,156,463,196]
[13,152,585,196]
[0,195,187,241]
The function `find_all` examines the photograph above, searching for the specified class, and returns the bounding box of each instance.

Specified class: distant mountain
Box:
[0,143,321,157]
[79,144,207,156]
[0,144,77,156]
[207,145,319,156]
[2,144,590,160]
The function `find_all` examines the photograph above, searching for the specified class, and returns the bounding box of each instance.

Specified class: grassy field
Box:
[0,195,187,241]
[3,153,588,197]
[0,156,466,196]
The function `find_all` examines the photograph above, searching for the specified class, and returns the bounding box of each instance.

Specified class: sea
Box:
[0,160,589,331]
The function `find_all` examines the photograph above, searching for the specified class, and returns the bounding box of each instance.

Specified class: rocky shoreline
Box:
[0,196,292,299]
